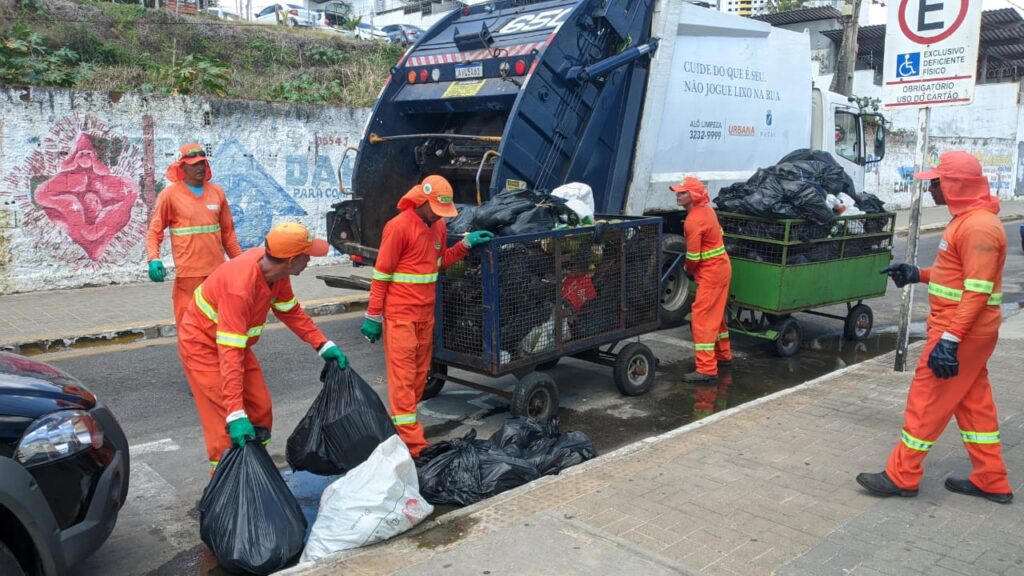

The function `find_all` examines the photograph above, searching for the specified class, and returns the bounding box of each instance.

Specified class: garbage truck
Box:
[323,0,886,326]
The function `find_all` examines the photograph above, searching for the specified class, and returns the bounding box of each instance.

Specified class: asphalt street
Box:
[37,222,1022,576]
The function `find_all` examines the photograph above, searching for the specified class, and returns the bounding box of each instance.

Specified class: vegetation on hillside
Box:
[0,0,405,106]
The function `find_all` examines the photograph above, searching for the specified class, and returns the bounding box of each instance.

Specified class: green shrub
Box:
[1,24,89,87]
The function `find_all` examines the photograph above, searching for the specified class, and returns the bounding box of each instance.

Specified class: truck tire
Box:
[421,362,447,400]
[0,541,26,576]
[660,233,693,328]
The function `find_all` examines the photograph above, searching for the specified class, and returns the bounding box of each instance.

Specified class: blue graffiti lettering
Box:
[286,156,308,187]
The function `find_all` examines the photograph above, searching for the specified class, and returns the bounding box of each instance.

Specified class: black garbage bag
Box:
[778,149,856,197]
[416,429,540,506]
[471,189,544,231]
[286,363,396,475]
[199,442,306,575]
[446,204,479,235]
[852,191,886,214]
[489,416,596,476]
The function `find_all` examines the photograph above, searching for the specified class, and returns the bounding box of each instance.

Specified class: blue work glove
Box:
[227,416,256,447]
[462,231,495,248]
[927,338,959,379]
[319,340,347,369]
[880,263,919,288]
[148,260,167,283]
[361,316,382,344]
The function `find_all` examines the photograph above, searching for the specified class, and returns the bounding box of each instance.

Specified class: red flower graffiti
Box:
[33,134,140,260]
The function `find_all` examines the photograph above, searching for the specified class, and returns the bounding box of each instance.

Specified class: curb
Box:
[2,294,369,356]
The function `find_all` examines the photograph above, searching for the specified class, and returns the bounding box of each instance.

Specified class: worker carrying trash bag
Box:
[672,176,733,382]
[858,151,1013,504]
[361,176,494,457]
[178,222,348,470]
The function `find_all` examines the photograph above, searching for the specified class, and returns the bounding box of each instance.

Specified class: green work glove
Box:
[463,230,495,248]
[227,416,256,447]
[319,341,347,369]
[148,260,167,283]
[361,316,382,344]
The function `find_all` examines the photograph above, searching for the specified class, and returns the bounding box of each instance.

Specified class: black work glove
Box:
[880,263,920,288]
[927,339,959,379]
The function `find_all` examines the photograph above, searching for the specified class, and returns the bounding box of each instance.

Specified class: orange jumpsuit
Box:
[146,179,243,325]
[368,208,469,457]
[885,180,1010,494]
[684,188,733,376]
[178,248,328,466]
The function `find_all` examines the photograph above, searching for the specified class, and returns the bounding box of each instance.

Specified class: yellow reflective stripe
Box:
[392,272,438,284]
[170,224,221,236]
[194,286,218,322]
[694,343,716,351]
[988,293,1003,305]
[392,413,417,425]
[372,269,393,281]
[246,325,265,338]
[963,279,994,294]
[700,245,726,259]
[216,331,248,348]
[718,331,730,340]
[210,460,218,469]
[901,429,933,452]
[272,297,297,312]
[685,251,701,261]
[961,430,1000,445]
[929,282,1002,305]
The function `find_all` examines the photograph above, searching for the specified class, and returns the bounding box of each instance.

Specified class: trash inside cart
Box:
[425,216,662,419]
[716,211,896,356]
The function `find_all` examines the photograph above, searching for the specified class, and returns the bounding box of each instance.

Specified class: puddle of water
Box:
[145,544,223,576]
[411,515,481,550]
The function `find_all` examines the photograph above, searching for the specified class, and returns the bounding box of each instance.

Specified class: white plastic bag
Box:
[552,182,595,224]
[301,435,433,561]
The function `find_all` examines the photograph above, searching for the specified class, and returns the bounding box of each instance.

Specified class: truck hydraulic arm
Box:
[564,39,659,86]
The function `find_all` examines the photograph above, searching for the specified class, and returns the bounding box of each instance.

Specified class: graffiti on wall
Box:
[1,113,145,265]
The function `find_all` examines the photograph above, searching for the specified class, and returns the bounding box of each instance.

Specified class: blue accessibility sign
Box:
[896,52,921,78]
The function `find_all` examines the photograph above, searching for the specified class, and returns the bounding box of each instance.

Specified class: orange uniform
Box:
[678,178,732,376]
[146,158,242,325]
[178,247,328,465]
[885,154,1010,495]
[369,205,469,457]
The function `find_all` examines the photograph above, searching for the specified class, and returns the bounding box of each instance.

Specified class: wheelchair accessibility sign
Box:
[896,53,921,78]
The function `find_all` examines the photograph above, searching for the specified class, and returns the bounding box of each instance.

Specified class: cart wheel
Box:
[535,358,560,371]
[421,362,447,400]
[772,317,802,357]
[660,234,694,329]
[613,342,656,396]
[843,304,874,342]
[511,372,559,420]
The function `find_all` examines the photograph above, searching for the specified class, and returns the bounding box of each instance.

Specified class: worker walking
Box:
[178,222,347,469]
[361,176,494,457]
[146,143,243,326]
[858,151,1012,504]
[672,176,733,382]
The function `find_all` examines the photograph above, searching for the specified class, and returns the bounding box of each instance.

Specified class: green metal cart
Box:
[718,211,896,356]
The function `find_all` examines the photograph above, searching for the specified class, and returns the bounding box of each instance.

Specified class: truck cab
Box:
[813,88,886,196]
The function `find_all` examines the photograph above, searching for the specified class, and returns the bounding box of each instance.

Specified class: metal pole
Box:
[894,106,930,371]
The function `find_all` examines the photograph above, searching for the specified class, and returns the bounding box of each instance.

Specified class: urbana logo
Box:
[728,125,755,136]
[766,110,773,126]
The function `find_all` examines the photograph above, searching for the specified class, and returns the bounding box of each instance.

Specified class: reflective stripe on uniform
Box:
[392,413,417,426]
[963,278,995,294]
[928,282,1002,305]
[392,272,439,284]
[195,286,218,322]
[718,331,730,340]
[686,245,727,261]
[216,331,248,348]
[901,429,934,452]
[247,325,265,338]
[694,342,716,351]
[170,223,221,236]
[272,297,298,312]
[961,430,1000,444]
[372,269,393,281]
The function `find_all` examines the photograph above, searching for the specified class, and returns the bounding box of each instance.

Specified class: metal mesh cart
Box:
[717,211,896,356]
[425,216,663,419]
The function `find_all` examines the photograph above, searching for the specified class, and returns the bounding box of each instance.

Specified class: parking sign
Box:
[882,0,983,109]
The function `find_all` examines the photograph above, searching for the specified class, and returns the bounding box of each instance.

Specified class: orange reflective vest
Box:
[683,204,731,285]
[146,182,243,277]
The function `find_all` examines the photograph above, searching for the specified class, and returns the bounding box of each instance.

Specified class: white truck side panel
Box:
[625,2,813,215]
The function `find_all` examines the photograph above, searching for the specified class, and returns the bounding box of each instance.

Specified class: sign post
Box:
[882,0,982,371]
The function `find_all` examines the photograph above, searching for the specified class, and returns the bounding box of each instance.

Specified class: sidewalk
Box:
[287,311,1024,576]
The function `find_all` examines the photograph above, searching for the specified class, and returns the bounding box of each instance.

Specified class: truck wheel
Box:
[0,542,26,576]
[843,304,873,342]
[660,233,693,328]
[772,317,802,357]
[511,372,559,420]
[421,362,447,400]
[613,342,656,396]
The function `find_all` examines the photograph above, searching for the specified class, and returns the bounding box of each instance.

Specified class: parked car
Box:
[397,24,424,45]
[200,5,242,19]
[355,22,389,41]
[0,352,129,576]
[254,3,318,27]
[315,0,353,28]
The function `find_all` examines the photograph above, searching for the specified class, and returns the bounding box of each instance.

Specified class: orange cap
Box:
[264,222,329,258]
[669,176,710,205]
[397,175,458,218]
[178,143,208,165]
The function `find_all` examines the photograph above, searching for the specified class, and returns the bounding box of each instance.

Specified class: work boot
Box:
[682,371,717,383]
[944,477,1013,504]
[856,471,918,497]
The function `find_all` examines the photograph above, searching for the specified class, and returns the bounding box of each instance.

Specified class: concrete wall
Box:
[0,87,368,295]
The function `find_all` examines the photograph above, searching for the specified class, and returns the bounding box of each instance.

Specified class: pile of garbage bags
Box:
[448,183,596,237]
[418,416,596,506]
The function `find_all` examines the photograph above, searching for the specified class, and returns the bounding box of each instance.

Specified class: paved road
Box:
[39,222,1022,576]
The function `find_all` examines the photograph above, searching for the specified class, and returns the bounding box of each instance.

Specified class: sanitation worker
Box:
[146,143,243,326]
[672,176,733,382]
[858,151,1012,504]
[361,176,494,457]
[178,222,347,469]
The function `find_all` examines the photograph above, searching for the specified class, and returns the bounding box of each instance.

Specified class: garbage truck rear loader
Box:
[325,0,885,325]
